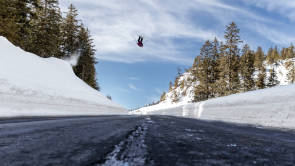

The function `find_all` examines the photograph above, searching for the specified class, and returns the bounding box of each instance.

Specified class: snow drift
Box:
[0,37,127,117]
[132,85,295,129]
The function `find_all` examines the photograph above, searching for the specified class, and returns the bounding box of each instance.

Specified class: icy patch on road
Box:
[145,117,155,124]
[99,119,150,166]
[184,128,196,132]
[227,144,237,148]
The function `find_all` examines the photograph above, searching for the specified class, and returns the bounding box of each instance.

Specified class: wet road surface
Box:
[1,115,295,166]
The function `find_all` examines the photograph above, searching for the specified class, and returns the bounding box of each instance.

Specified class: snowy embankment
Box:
[132,85,295,129]
[0,37,127,117]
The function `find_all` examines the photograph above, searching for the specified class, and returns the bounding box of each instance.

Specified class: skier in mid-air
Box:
[137,36,144,47]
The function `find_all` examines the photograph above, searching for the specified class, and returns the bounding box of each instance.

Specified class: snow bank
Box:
[132,85,295,129]
[0,37,127,117]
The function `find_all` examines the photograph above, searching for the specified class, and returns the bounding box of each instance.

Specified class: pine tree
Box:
[194,40,220,101]
[211,38,220,96]
[266,47,280,88]
[286,60,295,84]
[220,22,242,94]
[171,90,179,103]
[0,0,20,41]
[61,4,80,57]
[240,44,255,92]
[266,47,274,64]
[254,46,265,69]
[267,68,279,87]
[0,0,39,49]
[160,92,166,102]
[30,0,62,57]
[173,68,182,90]
[169,81,173,91]
[215,42,227,97]
[191,56,201,82]
[266,46,280,65]
[256,66,266,89]
[281,47,287,60]
[174,77,179,90]
[273,46,281,66]
[193,84,207,102]
[287,44,295,58]
[196,40,213,100]
[180,80,185,90]
[74,25,99,90]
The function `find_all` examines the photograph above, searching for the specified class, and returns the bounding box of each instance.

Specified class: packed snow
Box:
[132,84,295,129]
[0,37,127,117]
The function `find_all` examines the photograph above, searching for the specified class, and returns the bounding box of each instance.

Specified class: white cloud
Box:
[128,77,140,81]
[128,83,141,91]
[115,87,130,93]
[242,0,295,21]
[247,23,295,46]
[59,0,231,64]
[59,0,287,64]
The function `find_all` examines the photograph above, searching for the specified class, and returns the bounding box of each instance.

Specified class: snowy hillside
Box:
[164,72,196,104]
[264,59,295,85]
[0,37,127,117]
[160,59,295,106]
[132,84,295,129]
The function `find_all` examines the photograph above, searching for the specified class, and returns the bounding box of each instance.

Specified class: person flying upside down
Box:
[137,36,144,47]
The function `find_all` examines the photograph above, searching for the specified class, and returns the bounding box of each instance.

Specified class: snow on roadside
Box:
[132,84,295,129]
[0,37,127,117]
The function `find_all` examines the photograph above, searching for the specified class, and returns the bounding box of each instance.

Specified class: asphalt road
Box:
[0,115,295,166]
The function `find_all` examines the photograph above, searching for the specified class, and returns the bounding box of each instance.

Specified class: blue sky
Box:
[60,0,295,109]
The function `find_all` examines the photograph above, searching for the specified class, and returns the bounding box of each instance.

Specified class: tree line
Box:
[0,0,99,90]
[162,22,295,103]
